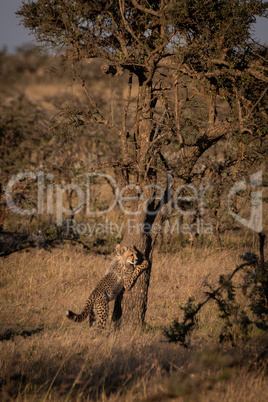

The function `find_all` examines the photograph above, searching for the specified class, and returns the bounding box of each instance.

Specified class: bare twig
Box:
[77,73,121,134]
[246,87,268,119]
[208,84,217,127]
[131,0,161,17]
[174,74,185,159]
[119,0,143,48]
[120,72,132,159]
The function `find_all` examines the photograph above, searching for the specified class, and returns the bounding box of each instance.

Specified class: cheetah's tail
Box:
[66,297,93,322]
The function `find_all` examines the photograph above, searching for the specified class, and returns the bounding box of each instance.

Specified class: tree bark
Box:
[112,173,171,326]
[112,76,158,326]
[112,213,154,326]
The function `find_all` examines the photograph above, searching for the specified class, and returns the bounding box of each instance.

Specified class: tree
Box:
[17,0,268,325]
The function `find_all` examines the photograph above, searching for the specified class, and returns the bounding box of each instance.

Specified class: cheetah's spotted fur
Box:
[66,245,148,328]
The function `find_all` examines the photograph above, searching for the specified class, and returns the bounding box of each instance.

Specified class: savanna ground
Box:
[1,241,267,401]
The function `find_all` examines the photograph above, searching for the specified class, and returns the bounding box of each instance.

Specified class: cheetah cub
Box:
[66,244,148,329]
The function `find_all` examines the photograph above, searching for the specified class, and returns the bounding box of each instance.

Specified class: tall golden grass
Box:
[0,244,267,400]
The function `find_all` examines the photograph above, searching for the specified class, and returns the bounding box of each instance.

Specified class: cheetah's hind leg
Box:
[94,295,109,329]
[89,309,96,327]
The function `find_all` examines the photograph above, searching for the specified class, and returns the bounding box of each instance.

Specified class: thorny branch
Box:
[77,73,121,134]
[164,234,268,346]
[121,71,133,163]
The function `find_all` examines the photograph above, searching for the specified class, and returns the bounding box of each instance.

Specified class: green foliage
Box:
[17,0,162,61]
[163,297,198,346]
[167,0,266,48]
[17,1,268,67]
[164,239,268,346]
[16,0,268,182]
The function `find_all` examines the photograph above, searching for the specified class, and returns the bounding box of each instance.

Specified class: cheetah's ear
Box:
[120,246,128,254]
[115,244,121,253]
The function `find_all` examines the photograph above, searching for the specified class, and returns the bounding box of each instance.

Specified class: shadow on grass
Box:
[0,335,185,400]
[1,330,267,400]
[0,326,44,342]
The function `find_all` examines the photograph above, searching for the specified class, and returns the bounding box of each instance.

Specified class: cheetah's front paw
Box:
[141,260,149,270]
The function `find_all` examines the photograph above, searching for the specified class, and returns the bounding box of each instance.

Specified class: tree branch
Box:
[77,73,121,134]
[246,87,268,119]
[121,71,133,163]
[119,0,143,49]
[131,0,161,17]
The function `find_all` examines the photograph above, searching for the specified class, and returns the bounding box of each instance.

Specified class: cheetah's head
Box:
[115,244,139,265]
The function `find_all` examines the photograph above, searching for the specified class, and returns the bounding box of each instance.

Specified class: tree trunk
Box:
[112,75,166,326]
[112,183,170,326]
[112,76,155,325]
[112,213,154,326]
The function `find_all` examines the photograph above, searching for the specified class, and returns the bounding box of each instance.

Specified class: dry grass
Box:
[0,245,267,401]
